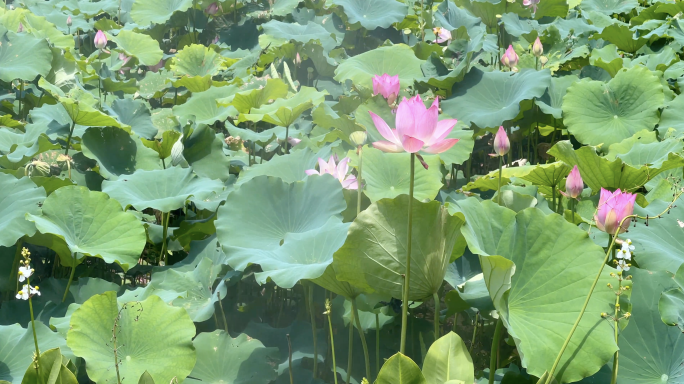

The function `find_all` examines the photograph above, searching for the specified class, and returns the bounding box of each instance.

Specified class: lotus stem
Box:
[610,272,621,384]
[357,145,363,215]
[346,306,354,384]
[159,211,170,265]
[64,121,76,157]
[284,124,290,154]
[286,334,294,384]
[497,156,503,204]
[352,297,371,382]
[489,318,504,384]
[326,299,339,384]
[400,153,416,353]
[218,291,228,334]
[469,311,479,354]
[62,261,76,302]
[433,292,440,340]
[27,275,41,372]
[308,284,318,378]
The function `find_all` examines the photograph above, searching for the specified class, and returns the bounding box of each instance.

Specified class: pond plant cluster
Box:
[0,0,684,383]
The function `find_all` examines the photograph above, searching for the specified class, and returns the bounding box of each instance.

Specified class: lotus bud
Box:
[17,23,24,33]
[287,137,301,147]
[492,126,510,157]
[205,2,219,15]
[295,52,301,67]
[532,37,543,57]
[501,45,519,69]
[563,165,584,199]
[66,15,72,27]
[350,131,367,147]
[94,30,107,50]
[212,35,220,44]
[372,74,400,106]
[540,56,548,66]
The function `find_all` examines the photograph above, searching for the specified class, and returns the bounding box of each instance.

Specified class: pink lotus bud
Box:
[295,52,301,66]
[94,30,107,50]
[212,35,220,44]
[532,37,543,57]
[372,74,400,105]
[594,188,636,235]
[501,45,519,69]
[433,27,452,44]
[492,126,510,157]
[287,137,301,147]
[17,23,24,33]
[66,15,72,27]
[523,0,540,13]
[563,165,584,199]
[205,2,219,15]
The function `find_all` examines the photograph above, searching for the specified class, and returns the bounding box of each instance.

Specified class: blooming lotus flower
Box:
[501,45,519,69]
[205,2,219,14]
[594,188,637,235]
[66,15,72,27]
[560,165,583,199]
[306,156,358,190]
[523,0,540,13]
[491,126,510,157]
[18,265,33,282]
[433,27,452,44]
[94,30,107,50]
[372,74,400,106]
[369,95,459,154]
[532,37,543,57]
[16,284,40,301]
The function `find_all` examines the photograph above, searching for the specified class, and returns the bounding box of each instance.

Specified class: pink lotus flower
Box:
[17,23,24,33]
[287,137,301,147]
[595,188,636,235]
[372,74,400,106]
[433,27,452,44]
[523,0,540,13]
[306,156,358,190]
[94,30,107,50]
[205,2,219,15]
[369,95,459,154]
[532,37,543,57]
[501,45,519,69]
[561,165,583,199]
[491,126,510,157]
[66,15,72,27]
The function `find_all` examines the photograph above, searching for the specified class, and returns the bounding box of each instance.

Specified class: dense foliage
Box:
[0,0,683,383]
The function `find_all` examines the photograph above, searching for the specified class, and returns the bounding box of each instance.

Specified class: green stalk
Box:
[357,145,363,215]
[552,185,556,212]
[400,153,416,354]
[308,284,318,378]
[433,292,440,340]
[375,313,380,378]
[27,275,41,372]
[62,262,76,302]
[346,307,354,384]
[159,212,170,265]
[489,318,504,384]
[284,124,290,154]
[327,301,339,384]
[469,312,479,354]
[610,275,621,384]
[287,334,294,384]
[497,156,503,204]
[64,121,76,156]
[352,298,371,382]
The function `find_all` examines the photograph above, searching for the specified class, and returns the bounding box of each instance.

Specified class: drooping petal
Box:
[317,157,329,174]
[423,138,459,154]
[369,111,400,145]
[373,140,404,153]
[305,169,320,176]
[342,175,358,190]
[401,135,425,153]
[337,157,351,181]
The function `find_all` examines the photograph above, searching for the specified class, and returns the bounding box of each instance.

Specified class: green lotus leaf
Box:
[589,44,623,77]
[535,75,578,119]
[20,348,77,384]
[334,196,463,300]
[220,78,289,114]
[0,31,52,82]
[172,44,225,77]
[102,167,224,212]
[594,24,648,53]
[453,0,531,29]
[173,86,239,125]
[183,125,232,182]
[435,0,481,31]
[660,263,684,331]
[447,198,516,256]
[149,258,226,322]
[442,68,551,129]
[520,162,570,188]
[1,9,73,50]
[562,66,664,147]
[107,98,157,139]
[139,71,171,99]
[339,295,394,331]
[330,0,407,30]
[259,20,338,53]
[138,371,155,384]
[658,93,684,138]
[423,332,474,384]
[109,30,163,66]
[534,0,569,19]
[618,268,684,384]
[172,75,213,93]
[58,98,127,129]
[360,146,443,202]
[580,0,638,15]
[376,353,427,384]
[0,322,71,384]
[334,45,423,91]
[0,173,45,246]
[418,53,470,96]
[0,128,59,168]
[242,87,327,127]
[130,0,193,26]
[312,265,365,299]
[26,104,87,140]
[186,331,278,384]
[628,200,684,273]
[67,292,196,384]
[80,127,162,179]
[615,139,684,171]
[462,165,536,192]
[141,130,182,161]
[25,186,147,271]
[217,174,346,250]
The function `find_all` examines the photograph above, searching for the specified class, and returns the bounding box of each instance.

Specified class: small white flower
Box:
[30,285,40,297]
[621,239,635,252]
[617,259,630,272]
[15,284,40,300]
[617,248,631,260]
[17,266,33,282]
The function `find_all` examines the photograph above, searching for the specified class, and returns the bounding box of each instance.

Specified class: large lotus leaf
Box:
[589,44,623,78]
[580,0,638,15]
[334,45,423,91]
[658,93,684,138]
[149,258,226,322]
[102,167,224,212]
[435,0,481,31]
[130,0,193,25]
[216,175,346,250]
[0,322,70,384]
[376,353,427,384]
[453,0,531,30]
[334,196,463,300]
[447,197,516,256]
[476,206,617,382]
[173,86,239,125]
[595,25,647,53]
[58,98,127,129]
[107,98,157,139]
[186,331,278,384]
[627,200,684,273]
[235,147,332,186]
[422,332,474,384]
[330,0,407,30]
[26,104,87,140]
[259,20,338,53]
[109,30,163,66]
[182,125,232,182]
[618,268,684,383]
[535,75,578,119]
[312,265,365,299]
[80,127,162,179]
[0,173,45,246]
[25,186,146,271]
[562,66,664,147]
[0,31,52,82]
[520,162,570,188]
[359,147,443,202]
[224,220,350,288]
[67,292,196,384]
[615,139,684,170]
[242,87,327,127]
[442,68,551,129]
[660,263,684,331]
[1,9,73,50]
[222,78,289,114]
[172,44,225,77]
[462,165,536,192]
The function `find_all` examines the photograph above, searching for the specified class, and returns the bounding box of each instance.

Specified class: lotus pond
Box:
[1,0,684,383]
